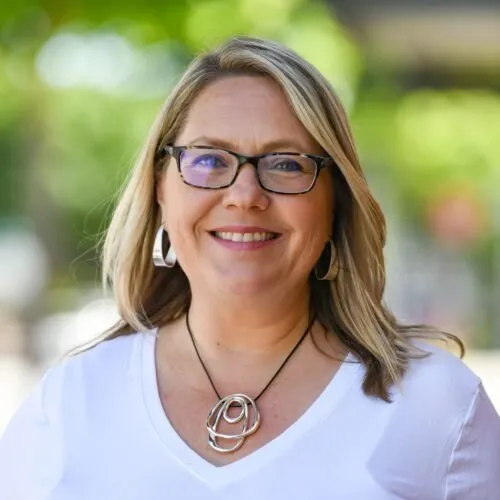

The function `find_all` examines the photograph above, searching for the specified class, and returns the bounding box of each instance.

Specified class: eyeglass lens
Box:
[179,148,317,193]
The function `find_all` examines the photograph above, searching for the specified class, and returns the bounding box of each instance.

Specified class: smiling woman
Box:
[156,75,334,300]
[1,36,499,499]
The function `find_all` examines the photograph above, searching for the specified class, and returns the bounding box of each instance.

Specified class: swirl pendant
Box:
[206,394,261,453]
[186,311,314,454]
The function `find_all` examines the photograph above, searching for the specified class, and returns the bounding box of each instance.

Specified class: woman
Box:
[1,36,499,499]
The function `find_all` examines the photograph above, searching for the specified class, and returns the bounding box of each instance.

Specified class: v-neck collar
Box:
[136,330,361,488]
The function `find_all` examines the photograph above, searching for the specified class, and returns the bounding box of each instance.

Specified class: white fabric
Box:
[1,331,499,499]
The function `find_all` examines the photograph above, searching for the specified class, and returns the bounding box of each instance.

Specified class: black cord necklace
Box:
[186,311,315,454]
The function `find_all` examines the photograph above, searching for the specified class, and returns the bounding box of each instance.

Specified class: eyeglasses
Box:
[161,145,335,195]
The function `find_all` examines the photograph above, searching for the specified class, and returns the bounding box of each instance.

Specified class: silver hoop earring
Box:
[315,240,339,281]
[152,227,177,268]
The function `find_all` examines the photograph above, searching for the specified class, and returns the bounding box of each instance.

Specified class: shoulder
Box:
[363,343,499,497]
[389,340,496,453]
[357,341,483,436]
[66,330,146,370]
[52,331,151,400]
[3,331,152,441]
[21,331,150,424]
[384,341,484,447]
[0,332,151,497]
[404,343,500,495]
[398,341,480,410]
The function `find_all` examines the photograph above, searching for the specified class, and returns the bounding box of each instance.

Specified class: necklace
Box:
[186,312,315,454]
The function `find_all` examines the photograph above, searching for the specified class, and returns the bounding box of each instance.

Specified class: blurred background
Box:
[1,0,499,432]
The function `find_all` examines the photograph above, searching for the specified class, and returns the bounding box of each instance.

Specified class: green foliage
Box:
[354,89,500,212]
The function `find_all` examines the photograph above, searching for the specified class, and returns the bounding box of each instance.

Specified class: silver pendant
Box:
[206,394,261,453]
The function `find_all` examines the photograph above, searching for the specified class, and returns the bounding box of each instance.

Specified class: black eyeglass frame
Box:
[160,144,336,195]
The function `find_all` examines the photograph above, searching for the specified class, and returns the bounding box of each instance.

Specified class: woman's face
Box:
[157,75,334,297]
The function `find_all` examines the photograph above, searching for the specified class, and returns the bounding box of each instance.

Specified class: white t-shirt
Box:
[1,331,499,499]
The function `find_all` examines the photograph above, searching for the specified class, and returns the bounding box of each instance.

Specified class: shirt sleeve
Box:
[445,382,500,499]
[0,366,64,500]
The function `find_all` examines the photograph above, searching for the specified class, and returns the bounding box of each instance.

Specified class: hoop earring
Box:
[152,227,177,268]
[315,240,339,281]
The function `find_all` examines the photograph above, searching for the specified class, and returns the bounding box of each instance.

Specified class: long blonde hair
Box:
[92,36,462,401]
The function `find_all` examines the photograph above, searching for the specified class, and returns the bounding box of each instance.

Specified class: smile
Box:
[213,231,278,242]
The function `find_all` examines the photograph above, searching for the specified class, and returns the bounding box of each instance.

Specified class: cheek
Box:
[313,175,335,234]
[284,189,334,264]
[161,173,218,239]
[281,199,332,263]
[158,168,187,235]
[297,191,334,238]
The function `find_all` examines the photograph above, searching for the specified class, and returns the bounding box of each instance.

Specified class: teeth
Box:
[214,232,276,242]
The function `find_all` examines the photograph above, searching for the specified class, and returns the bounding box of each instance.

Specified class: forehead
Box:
[176,75,321,153]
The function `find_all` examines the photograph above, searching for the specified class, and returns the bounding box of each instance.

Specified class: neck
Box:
[186,283,312,356]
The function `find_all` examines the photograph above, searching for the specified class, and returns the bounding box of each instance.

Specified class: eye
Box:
[265,155,313,174]
[190,154,228,169]
[270,160,302,172]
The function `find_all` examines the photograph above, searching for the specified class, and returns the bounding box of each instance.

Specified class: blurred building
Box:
[330,0,500,86]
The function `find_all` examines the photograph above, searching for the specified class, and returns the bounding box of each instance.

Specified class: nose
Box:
[222,163,270,211]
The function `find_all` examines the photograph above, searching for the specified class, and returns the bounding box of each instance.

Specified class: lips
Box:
[209,226,281,244]
[212,231,278,242]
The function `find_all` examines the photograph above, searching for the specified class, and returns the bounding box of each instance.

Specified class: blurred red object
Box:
[426,187,488,248]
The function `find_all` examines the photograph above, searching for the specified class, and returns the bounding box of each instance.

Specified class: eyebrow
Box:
[185,136,307,153]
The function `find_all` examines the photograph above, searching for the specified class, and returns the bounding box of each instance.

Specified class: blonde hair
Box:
[92,36,462,401]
